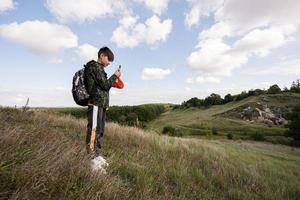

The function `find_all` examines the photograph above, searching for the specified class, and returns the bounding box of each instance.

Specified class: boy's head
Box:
[98,46,114,67]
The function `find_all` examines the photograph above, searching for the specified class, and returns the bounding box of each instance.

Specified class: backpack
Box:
[72,68,89,106]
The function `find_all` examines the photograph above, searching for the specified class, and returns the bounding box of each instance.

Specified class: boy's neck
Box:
[97,59,104,66]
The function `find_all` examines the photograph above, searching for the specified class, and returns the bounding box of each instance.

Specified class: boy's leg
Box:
[86,105,98,159]
[95,107,106,157]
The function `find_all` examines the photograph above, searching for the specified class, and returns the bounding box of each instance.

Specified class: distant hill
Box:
[0,107,300,199]
[146,93,300,145]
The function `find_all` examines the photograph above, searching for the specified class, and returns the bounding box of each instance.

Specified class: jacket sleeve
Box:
[92,66,117,91]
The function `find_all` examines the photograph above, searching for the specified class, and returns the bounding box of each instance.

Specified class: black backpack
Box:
[72,68,89,106]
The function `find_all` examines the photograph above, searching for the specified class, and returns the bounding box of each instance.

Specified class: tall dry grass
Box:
[0,107,300,199]
[0,108,130,199]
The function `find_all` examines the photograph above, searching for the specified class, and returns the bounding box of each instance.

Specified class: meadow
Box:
[0,107,299,199]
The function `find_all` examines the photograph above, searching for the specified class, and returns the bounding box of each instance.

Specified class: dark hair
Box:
[98,46,114,62]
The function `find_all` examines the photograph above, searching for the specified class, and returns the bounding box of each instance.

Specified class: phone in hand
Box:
[118,65,121,71]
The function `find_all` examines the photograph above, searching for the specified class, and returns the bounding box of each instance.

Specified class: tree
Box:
[267,84,281,94]
[253,89,265,96]
[204,93,223,106]
[287,103,300,141]
[290,79,300,93]
[186,97,201,107]
[283,86,289,92]
[235,91,248,101]
[224,93,233,104]
[247,90,255,97]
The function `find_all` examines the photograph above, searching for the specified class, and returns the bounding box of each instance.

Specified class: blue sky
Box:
[0,0,300,107]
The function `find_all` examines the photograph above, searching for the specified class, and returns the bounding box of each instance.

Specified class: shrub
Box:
[224,94,234,104]
[251,132,265,141]
[267,84,281,94]
[286,103,300,142]
[162,126,183,137]
[106,104,165,126]
[227,133,233,140]
[212,128,218,135]
[162,126,176,135]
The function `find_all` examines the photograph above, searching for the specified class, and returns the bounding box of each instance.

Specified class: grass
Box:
[43,93,300,145]
[146,93,300,144]
[0,107,300,199]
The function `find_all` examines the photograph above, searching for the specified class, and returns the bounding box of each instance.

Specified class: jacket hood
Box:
[84,60,95,68]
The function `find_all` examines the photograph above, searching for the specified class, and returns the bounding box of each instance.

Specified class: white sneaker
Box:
[95,156,109,167]
[91,156,109,173]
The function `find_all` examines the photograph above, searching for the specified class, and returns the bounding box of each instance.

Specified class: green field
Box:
[146,93,300,144]
[0,107,300,199]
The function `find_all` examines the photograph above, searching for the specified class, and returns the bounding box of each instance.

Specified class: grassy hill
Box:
[1,107,300,199]
[146,93,300,144]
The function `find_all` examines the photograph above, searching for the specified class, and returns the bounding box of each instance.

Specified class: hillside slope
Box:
[146,93,300,142]
[0,107,300,199]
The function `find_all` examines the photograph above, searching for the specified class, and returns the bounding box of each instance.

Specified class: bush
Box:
[172,105,180,110]
[106,104,165,126]
[251,132,265,141]
[162,126,176,135]
[212,128,218,135]
[227,133,233,140]
[286,103,300,142]
[267,84,281,94]
[162,126,183,137]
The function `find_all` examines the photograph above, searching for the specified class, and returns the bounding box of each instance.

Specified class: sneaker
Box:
[91,156,108,173]
[95,156,109,167]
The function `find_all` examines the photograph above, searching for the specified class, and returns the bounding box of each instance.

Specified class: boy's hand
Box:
[114,70,121,78]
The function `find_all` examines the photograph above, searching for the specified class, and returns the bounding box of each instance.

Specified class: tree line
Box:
[106,104,165,127]
[178,79,300,109]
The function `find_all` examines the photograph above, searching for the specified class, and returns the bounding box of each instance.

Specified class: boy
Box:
[84,46,121,160]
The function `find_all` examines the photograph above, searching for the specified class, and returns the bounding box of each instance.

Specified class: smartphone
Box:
[118,65,121,71]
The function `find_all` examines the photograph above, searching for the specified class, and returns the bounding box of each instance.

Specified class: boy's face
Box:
[99,53,111,67]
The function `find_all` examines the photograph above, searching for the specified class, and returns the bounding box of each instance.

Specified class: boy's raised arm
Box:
[92,67,117,91]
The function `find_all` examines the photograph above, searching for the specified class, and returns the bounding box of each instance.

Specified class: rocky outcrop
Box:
[241,103,288,126]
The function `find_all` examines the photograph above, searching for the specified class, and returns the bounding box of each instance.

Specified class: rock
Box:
[265,108,271,113]
[262,97,269,102]
[276,118,288,125]
[263,119,274,126]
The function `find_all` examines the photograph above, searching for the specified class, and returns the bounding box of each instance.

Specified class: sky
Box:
[0,0,300,107]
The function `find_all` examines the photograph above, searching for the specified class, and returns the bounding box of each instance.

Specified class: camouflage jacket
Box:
[84,60,117,108]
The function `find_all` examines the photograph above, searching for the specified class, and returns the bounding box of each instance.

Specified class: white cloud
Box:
[185,0,223,28]
[141,68,171,80]
[0,87,75,107]
[185,77,194,84]
[198,22,232,41]
[247,59,300,76]
[195,76,220,84]
[187,38,247,76]
[188,26,296,76]
[48,57,63,64]
[77,43,98,61]
[46,0,127,23]
[185,86,191,91]
[185,0,300,31]
[55,86,66,91]
[134,0,170,15]
[0,0,14,13]
[215,0,300,35]
[0,20,78,56]
[111,15,172,48]
[186,0,300,76]
[186,76,220,84]
[234,26,296,56]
